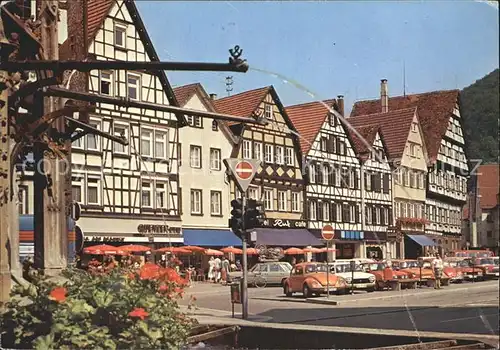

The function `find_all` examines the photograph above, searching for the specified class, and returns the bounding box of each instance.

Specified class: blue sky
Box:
[137,1,499,114]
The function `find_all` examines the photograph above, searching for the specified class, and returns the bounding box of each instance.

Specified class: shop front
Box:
[251,219,322,247]
[79,216,183,249]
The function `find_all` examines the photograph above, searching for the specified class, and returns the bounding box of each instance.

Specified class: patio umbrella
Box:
[284,247,304,255]
[182,245,206,253]
[204,249,224,256]
[303,247,323,253]
[120,244,151,253]
[221,247,243,254]
[246,248,259,255]
[318,247,339,253]
[84,244,128,255]
[155,247,191,254]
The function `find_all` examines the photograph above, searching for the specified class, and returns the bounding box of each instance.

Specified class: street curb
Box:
[305,298,339,305]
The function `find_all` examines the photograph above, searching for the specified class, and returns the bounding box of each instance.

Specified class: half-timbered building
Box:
[346,124,393,260]
[58,0,185,247]
[352,82,468,254]
[213,87,322,247]
[173,84,241,247]
[286,99,367,259]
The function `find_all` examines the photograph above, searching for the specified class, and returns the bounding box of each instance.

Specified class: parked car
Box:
[362,262,417,290]
[469,257,499,279]
[330,261,377,292]
[284,263,348,297]
[228,261,293,287]
[391,259,436,281]
[444,257,483,281]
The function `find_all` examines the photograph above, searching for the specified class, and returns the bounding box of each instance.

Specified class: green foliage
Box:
[0,267,197,349]
[461,68,499,164]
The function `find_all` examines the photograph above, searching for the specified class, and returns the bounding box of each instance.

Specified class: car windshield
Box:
[479,258,494,265]
[398,261,419,269]
[457,260,470,267]
[281,263,293,271]
[305,264,327,273]
[366,263,385,271]
[334,264,364,273]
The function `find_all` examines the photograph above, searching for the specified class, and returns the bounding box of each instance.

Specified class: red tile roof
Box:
[173,83,213,109]
[477,164,500,209]
[285,100,336,155]
[347,124,380,159]
[351,90,459,163]
[347,108,417,160]
[212,86,270,125]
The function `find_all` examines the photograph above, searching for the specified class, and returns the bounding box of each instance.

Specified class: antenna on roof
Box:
[225,76,234,96]
[403,60,406,97]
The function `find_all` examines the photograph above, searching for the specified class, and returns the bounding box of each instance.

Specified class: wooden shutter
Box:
[335,138,341,155]
[327,135,334,153]
[317,201,322,221]
[342,204,349,222]
[332,166,337,186]
[331,202,336,221]
[354,170,359,189]
[383,174,390,193]
[315,164,321,183]
[370,173,376,191]
[372,207,376,223]
[380,207,386,225]
[375,173,382,192]
[355,204,360,223]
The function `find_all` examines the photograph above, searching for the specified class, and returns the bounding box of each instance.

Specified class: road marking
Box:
[440,313,498,323]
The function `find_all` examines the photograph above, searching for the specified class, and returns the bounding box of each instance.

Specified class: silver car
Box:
[229,261,293,287]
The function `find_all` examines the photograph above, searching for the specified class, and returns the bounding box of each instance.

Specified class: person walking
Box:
[221,257,230,284]
[214,256,222,283]
[432,254,444,289]
[208,257,215,282]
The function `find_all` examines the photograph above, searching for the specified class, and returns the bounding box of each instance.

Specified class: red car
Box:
[469,258,499,279]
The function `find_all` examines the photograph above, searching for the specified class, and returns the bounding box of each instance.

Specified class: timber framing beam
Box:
[44,87,267,126]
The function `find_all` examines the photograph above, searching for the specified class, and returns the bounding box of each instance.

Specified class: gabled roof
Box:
[351,90,459,162]
[477,164,499,209]
[173,83,203,108]
[346,108,417,160]
[348,124,379,155]
[59,0,184,124]
[285,100,336,155]
[212,86,270,126]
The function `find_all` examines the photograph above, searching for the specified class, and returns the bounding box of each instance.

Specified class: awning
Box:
[253,229,323,247]
[183,229,242,247]
[406,234,438,247]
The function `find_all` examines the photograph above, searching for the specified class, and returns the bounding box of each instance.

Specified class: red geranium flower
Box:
[49,287,67,303]
[128,307,149,320]
[158,284,169,293]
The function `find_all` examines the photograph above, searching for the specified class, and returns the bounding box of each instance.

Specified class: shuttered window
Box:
[380,207,386,225]
[383,173,390,193]
[342,203,350,222]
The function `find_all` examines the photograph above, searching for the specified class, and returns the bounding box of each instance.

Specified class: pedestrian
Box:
[208,257,215,282]
[214,256,222,283]
[221,256,230,284]
[432,254,444,289]
[291,257,296,266]
[236,260,242,271]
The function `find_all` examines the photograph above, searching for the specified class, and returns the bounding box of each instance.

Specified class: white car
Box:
[330,262,377,292]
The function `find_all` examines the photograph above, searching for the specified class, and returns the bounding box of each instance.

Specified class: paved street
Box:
[181,280,499,336]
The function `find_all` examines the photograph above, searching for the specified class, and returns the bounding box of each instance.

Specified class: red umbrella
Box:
[303,247,323,253]
[182,246,206,253]
[284,247,304,255]
[221,247,243,254]
[120,244,151,253]
[204,249,224,256]
[318,247,339,253]
[84,244,128,255]
[155,247,191,254]
[246,248,259,255]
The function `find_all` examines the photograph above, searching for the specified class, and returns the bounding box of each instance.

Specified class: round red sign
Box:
[235,161,254,180]
[322,224,335,241]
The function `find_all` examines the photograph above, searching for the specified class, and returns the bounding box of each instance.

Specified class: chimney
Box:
[209,93,217,100]
[381,79,388,113]
[336,95,344,116]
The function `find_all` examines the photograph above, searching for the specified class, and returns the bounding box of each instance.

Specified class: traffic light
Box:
[245,199,265,229]
[229,198,244,238]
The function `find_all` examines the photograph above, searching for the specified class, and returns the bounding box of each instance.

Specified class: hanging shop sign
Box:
[260,218,307,229]
[137,224,182,236]
[84,236,125,243]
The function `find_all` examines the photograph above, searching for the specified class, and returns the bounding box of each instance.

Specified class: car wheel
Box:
[284,284,293,297]
[367,287,375,293]
[303,284,311,298]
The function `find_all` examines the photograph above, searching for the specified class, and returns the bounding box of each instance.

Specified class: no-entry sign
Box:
[322,224,335,241]
[223,158,261,192]
[235,161,253,180]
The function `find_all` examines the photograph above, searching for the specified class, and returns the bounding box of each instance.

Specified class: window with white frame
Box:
[155,131,168,159]
[187,116,202,128]
[263,189,273,210]
[87,176,101,205]
[335,203,342,222]
[366,206,373,224]
[155,182,167,209]
[320,137,327,152]
[190,145,201,168]
[100,71,113,96]
[309,164,316,183]
[72,131,83,148]
[322,202,330,221]
[350,205,357,223]
[210,148,221,170]
[278,191,287,211]
[17,186,28,215]
[292,192,300,212]
[212,120,218,131]
[141,129,153,157]
[141,181,152,207]
[411,122,418,132]
[408,203,414,217]
[401,202,407,217]
[410,143,417,157]
[349,170,355,189]
[329,113,336,127]
[383,207,389,224]
[309,201,317,220]
[248,187,259,200]
[190,189,202,214]
[114,23,127,48]
[322,164,329,185]
[374,207,381,224]
[72,181,82,203]
[113,124,128,154]
[275,146,284,164]
[127,74,140,100]
[210,191,222,216]
[264,144,274,163]
[242,140,252,159]
[86,120,100,151]
[253,142,262,161]
[285,147,294,166]
[264,104,273,119]
[366,172,372,191]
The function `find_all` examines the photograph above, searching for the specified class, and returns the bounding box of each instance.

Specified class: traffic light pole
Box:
[241,193,249,320]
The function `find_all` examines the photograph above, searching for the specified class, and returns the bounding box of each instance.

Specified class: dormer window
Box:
[329,114,336,127]
[114,24,127,48]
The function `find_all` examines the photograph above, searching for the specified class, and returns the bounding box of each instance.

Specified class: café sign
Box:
[84,236,125,242]
[137,224,181,235]
[261,218,307,229]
